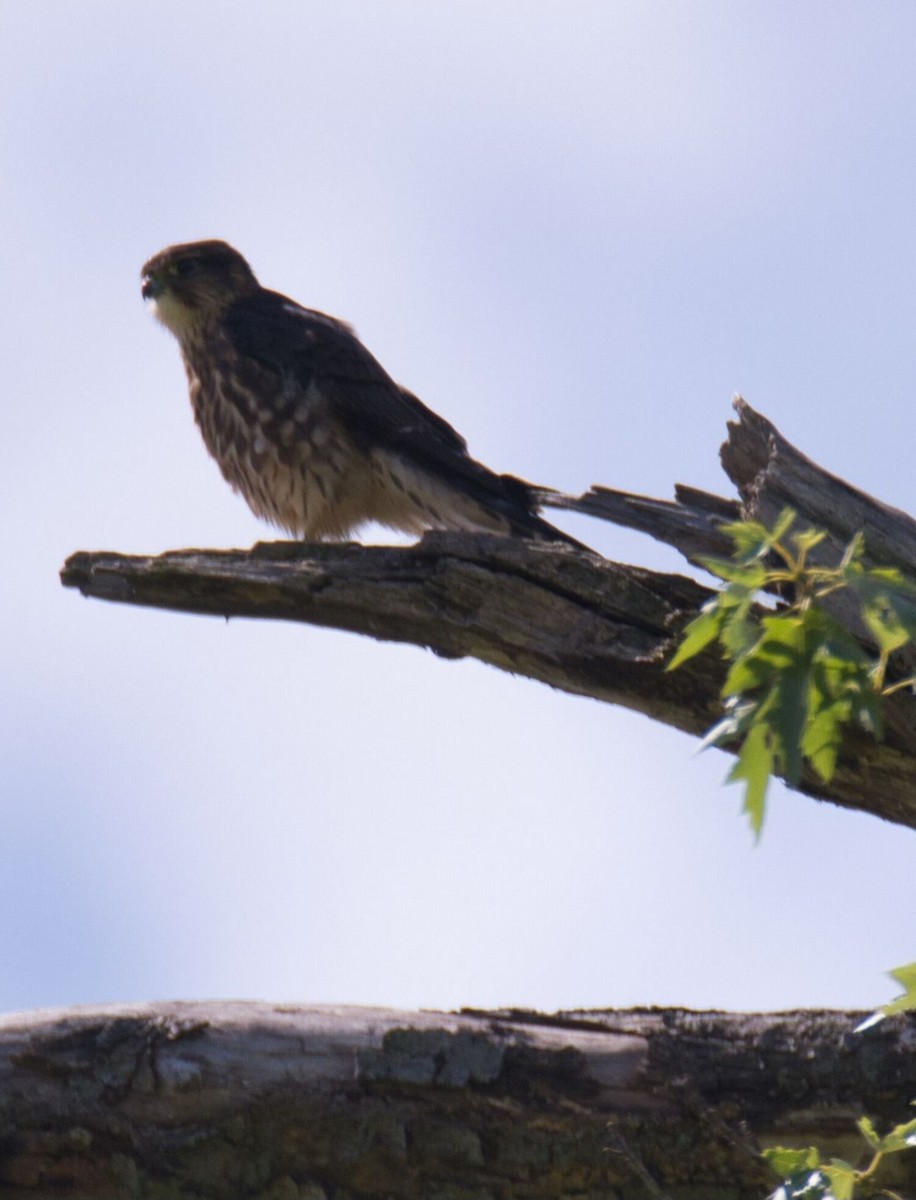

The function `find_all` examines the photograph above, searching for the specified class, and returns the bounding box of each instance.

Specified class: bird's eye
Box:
[169,259,201,278]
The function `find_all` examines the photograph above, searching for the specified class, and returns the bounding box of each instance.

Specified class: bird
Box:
[141,239,582,546]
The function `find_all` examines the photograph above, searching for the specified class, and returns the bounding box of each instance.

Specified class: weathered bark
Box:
[61,534,717,725]
[721,401,916,579]
[558,400,916,673]
[554,400,916,624]
[543,480,741,567]
[1,1002,913,1200]
[60,401,916,828]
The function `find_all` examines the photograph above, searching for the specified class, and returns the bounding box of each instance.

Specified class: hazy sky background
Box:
[2,2,914,1016]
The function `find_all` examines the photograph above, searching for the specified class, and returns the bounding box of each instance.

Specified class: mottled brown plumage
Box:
[141,240,579,544]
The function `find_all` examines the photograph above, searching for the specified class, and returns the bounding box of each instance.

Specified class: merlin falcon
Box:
[141,240,580,545]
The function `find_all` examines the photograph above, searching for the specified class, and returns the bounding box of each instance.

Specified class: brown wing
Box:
[223,288,582,543]
[224,290,468,455]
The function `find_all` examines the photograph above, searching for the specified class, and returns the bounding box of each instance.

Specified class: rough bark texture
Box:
[721,402,916,578]
[60,401,916,827]
[1,1002,914,1200]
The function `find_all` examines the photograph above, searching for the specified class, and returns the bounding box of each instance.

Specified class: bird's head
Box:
[141,240,258,338]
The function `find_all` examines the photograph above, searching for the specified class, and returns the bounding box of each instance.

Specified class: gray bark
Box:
[1,1002,914,1200]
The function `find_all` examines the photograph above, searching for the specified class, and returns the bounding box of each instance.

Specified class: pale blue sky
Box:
[1,2,914,1014]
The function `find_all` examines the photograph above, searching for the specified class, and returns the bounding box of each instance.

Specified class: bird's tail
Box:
[501,480,593,551]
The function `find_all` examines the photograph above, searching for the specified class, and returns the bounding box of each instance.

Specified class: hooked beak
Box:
[141,274,164,300]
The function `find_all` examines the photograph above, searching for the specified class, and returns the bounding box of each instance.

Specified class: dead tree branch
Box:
[61,400,916,828]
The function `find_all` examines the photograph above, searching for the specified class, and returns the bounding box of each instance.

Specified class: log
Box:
[1,1002,913,1199]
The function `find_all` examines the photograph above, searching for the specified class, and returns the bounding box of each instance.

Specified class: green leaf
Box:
[719,595,759,658]
[861,596,911,654]
[855,960,916,1031]
[763,1146,834,1199]
[856,1115,880,1149]
[770,507,798,543]
[821,1159,857,1200]
[800,705,843,782]
[718,518,778,564]
[799,626,877,782]
[843,566,916,648]
[793,527,828,555]
[722,650,777,696]
[879,1115,916,1153]
[722,614,813,785]
[727,720,773,836]
[699,554,770,587]
[882,961,916,1017]
[839,530,866,570]
[668,507,915,843]
[667,604,724,670]
[722,618,799,696]
[765,668,808,787]
[763,1147,821,1175]
[815,618,875,673]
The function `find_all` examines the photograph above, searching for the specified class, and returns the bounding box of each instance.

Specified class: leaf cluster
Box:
[764,1114,916,1200]
[857,961,916,1031]
[668,510,916,835]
